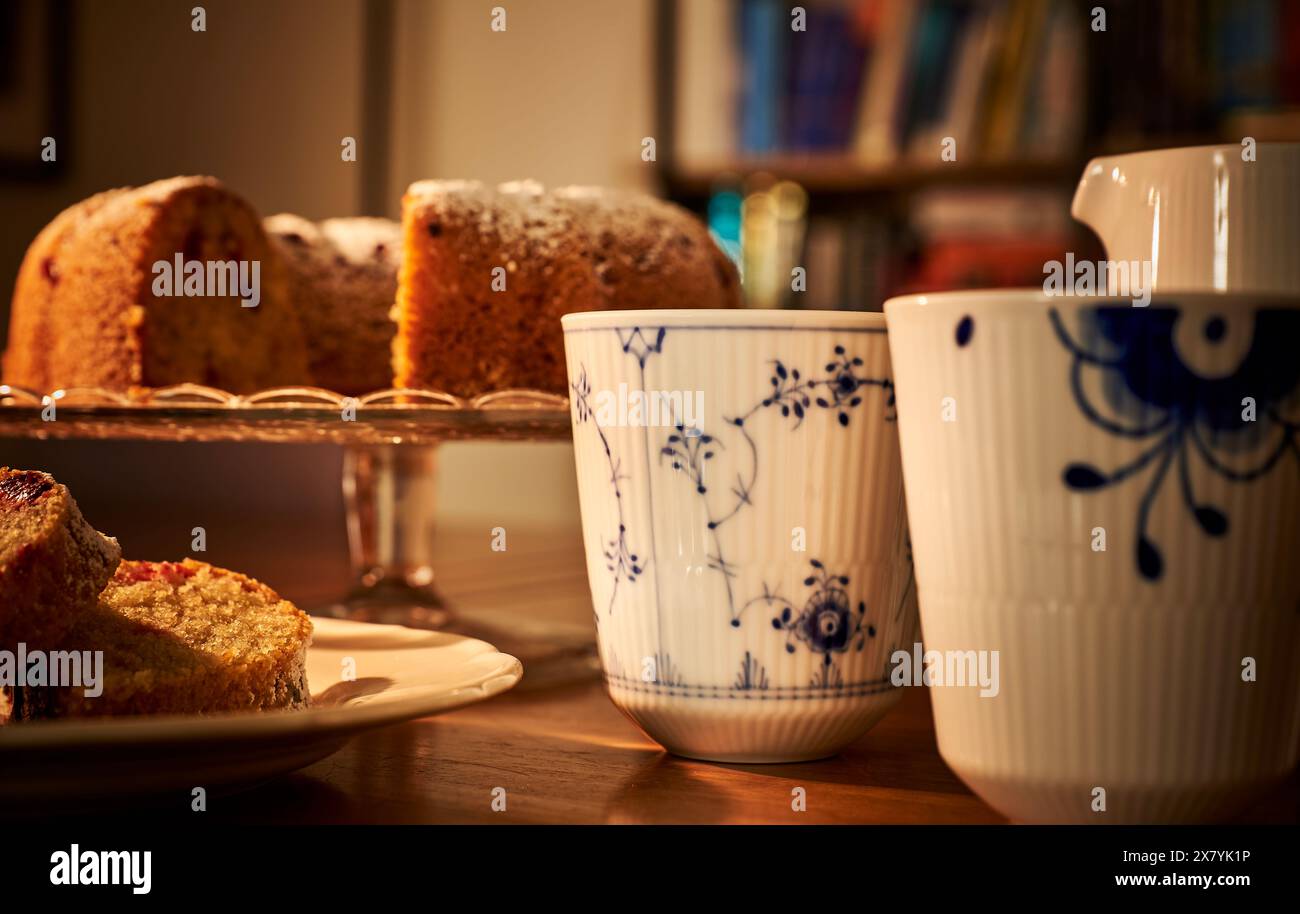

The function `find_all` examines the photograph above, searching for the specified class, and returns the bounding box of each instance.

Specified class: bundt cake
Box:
[393,179,742,396]
[0,468,121,650]
[13,559,312,718]
[5,176,742,397]
[265,213,401,395]
[2,176,310,394]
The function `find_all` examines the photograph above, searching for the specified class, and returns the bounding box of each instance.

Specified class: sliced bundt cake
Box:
[14,559,312,718]
[265,213,401,395]
[6,176,743,397]
[393,179,741,396]
[2,176,310,393]
[0,468,121,650]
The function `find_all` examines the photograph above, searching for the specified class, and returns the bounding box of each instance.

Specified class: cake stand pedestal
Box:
[325,445,452,629]
[317,444,598,687]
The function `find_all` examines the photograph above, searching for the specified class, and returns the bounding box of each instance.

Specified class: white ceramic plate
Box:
[0,618,522,810]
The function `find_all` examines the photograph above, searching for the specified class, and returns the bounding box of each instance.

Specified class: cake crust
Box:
[0,467,121,650]
[394,179,741,396]
[3,176,310,394]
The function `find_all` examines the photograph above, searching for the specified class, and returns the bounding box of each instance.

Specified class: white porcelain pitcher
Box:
[1071,143,1300,295]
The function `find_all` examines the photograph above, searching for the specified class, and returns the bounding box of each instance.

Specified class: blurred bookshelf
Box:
[653,0,1300,310]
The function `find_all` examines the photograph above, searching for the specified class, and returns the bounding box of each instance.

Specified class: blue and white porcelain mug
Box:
[886,289,1300,822]
[562,309,916,762]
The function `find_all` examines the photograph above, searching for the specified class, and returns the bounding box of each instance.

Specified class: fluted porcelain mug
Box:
[1071,143,1300,295]
[562,309,916,762]
[886,288,1300,822]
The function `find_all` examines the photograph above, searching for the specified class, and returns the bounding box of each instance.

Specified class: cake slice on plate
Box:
[13,559,313,719]
[0,467,121,650]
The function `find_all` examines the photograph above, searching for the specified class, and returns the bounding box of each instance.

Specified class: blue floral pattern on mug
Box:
[767,560,875,667]
[1051,305,1300,580]
[659,343,895,623]
[570,363,646,615]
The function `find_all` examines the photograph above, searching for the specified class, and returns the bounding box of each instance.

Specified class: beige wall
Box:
[391,0,654,204]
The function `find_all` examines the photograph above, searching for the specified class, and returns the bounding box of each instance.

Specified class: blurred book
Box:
[914,0,1005,162]
[673,0,1294,311]
[802,216,845,310]
[980,0,1047,159]
[785,2,867,150]
[788,210,893,311]
[895,187,1080,294]
[898,0,971,161]
[738,0,786,154]
[853,0,918,163]
[1020,0,1084,158]
[674,0,1298,166]
[1214,0,1279,111]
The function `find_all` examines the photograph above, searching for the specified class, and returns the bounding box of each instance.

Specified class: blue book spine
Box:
[739,0,786,155]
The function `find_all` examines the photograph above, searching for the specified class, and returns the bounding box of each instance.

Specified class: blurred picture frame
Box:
[0,0,71,180]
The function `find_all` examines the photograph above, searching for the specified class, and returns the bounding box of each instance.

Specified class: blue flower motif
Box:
[769,560,875,668]
[1051,306,1300,580]
[798,591,857,654]
[661,343,894,624]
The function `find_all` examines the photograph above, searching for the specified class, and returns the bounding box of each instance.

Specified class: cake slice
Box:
[13,559,312,718]
[0,468,121,650]
[265,213,401,395]
[2,176,310,393]
[393,179,741,396]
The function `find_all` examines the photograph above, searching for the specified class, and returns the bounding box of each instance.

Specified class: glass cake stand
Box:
[0,383,597,687]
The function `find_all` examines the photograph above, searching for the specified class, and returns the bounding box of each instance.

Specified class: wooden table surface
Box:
[184,522,1291,826]
[209,675,1002,825]
[3,494,1292,825]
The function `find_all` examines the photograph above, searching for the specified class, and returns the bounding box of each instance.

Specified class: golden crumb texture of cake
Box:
[2,176,310,394]
[393,178,742,396]
[265,213,401,395]
[15,558,313,719]
[0,467,121,650]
